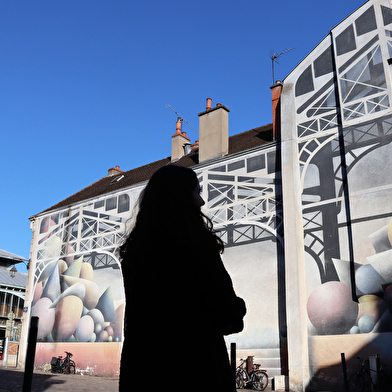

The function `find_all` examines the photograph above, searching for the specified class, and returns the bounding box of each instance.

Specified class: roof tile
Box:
[38,123,273,215]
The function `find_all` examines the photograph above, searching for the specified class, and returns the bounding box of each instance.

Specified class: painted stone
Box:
[87,308,105,335]
[357,294,388,324]
[57,259,68,275]
[355,264,385,295]
[96,286,117,323]
[358,315,375,333]
[32,281,43,305]
[75,315,95,342]
[62,275,100,309]
[42,262,61,302]
[31,297,55,340]
[52,295,83,342]
[307,281,358,334]
[111,303,124,341]
[80,262,94,280]
[50,282,86,308]
[63,256,83,278]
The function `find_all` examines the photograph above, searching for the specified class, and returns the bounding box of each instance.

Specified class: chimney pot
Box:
[176,118,182,134]
[216,103,221,107]
[206,98,212,110]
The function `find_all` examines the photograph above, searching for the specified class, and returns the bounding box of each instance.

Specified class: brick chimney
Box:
[198,98,229,163]
[107,165,123,176]
[271,80,283,139]
[171,117,191,161]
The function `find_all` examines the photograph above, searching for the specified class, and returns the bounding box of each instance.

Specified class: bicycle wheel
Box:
[236,369,247,389]
[235,370,244,389]
[251,371,268,391]
[64,362,76,374]
[348,372,364,392]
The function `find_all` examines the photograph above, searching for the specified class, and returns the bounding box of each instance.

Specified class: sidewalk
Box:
[0,367,275,392]
[0,367,119,392]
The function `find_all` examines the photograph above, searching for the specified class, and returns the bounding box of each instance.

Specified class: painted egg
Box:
[358,315,375,333]
[87,308,105,334]
[99,330,108,342]
[31,297,55,340]
[357,294,388,325]
[75,315,95,342]
[52,295,83,342]
[105,325,114,336]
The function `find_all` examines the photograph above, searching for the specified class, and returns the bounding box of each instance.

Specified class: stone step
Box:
[234,348,282,377]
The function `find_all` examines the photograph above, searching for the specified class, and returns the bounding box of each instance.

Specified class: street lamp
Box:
[9,258,29,278]
[9,265,18,278]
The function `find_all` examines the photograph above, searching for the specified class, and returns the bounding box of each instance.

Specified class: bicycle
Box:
[348,355,386,392]
[235,358,268,391]
[50,351,76,374]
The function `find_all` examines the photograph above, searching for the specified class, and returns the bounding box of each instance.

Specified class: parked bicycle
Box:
[51,351,76,374]
[348,355,386,392]
[235,358,268,391]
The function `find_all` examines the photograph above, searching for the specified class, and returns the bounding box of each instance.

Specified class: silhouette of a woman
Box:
[119,165,246,392]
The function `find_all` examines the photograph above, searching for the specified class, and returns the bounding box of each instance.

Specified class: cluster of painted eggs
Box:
[307,220,392,335]
[31,254,124,343]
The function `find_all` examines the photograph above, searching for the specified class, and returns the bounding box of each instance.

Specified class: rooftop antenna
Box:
[166,104,198,133]
[270,47,294,85]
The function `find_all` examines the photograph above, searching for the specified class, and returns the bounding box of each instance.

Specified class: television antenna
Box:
[166,105,198,133]
[270,47,294,85]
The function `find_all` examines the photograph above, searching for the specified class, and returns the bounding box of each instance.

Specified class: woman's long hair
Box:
[119,165,223,264]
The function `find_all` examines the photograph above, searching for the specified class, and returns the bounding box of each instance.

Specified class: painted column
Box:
[280,81,310,391]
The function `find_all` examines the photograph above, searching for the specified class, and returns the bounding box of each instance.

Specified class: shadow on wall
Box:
[305,333,392,391]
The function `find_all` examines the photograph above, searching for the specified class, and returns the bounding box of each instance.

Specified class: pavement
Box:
[0,367,120,392]
[0,367,275,392]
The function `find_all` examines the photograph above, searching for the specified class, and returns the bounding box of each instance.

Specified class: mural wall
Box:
[29,189,141,374]
[284,0,392,340]
[28,147,283,375]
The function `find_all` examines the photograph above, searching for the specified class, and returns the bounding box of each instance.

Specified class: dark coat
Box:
[119,235,246,392]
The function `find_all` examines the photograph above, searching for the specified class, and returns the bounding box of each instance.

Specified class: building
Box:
[19,0,392,390]
[280,0,392,390]
[0,249,28,364]
[21,102,281,378]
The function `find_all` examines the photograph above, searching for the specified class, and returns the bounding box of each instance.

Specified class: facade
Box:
[0,249,28,365]
[21,104,283,378]
[19,0,392,389]
[281,0,392,390]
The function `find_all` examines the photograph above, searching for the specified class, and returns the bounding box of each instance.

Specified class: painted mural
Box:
[28,191,138,373]
[287,0,392,336]
[28,146,284,375]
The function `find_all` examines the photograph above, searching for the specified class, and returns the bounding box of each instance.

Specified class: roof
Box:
[0,249,26,264]
[37,123,273,216]
[0,265,27,288]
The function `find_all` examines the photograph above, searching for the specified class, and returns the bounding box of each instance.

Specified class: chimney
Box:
[107,165,124,176]
[270,80,283,140]
[171,117,191,161]
[198,98,229,163]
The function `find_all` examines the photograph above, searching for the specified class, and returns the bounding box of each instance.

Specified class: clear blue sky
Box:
[1,0,360,273]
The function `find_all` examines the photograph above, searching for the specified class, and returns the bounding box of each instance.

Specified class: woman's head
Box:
[139,165,204,217]
[120,164,223,261]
